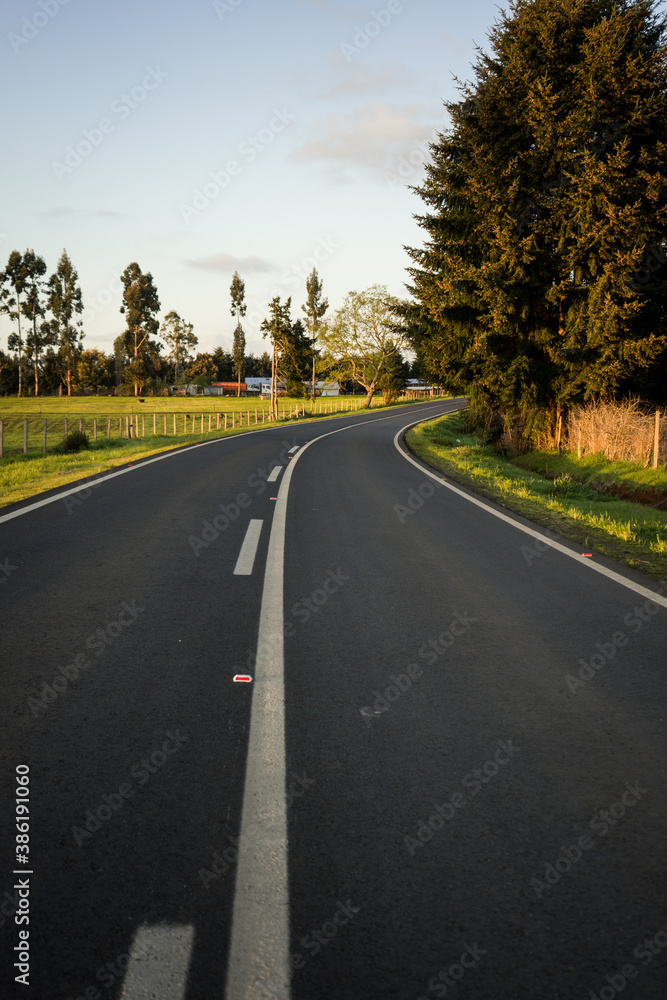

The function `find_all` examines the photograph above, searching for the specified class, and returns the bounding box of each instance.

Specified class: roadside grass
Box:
[510,449,667,495]
[406,411,667,583]
[1,395,451,509]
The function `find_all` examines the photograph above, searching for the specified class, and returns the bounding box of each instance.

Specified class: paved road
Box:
[1,398,666,1000]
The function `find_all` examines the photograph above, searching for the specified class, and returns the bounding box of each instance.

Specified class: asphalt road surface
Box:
[1,398,666,1000]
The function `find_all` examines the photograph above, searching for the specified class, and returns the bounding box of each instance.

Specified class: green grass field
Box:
[407,411,667,582]
[0,393,373,458]
[0,393,447,509]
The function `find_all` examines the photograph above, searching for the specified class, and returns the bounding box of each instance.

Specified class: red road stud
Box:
[582,553,593,557]
[233,675,253,683]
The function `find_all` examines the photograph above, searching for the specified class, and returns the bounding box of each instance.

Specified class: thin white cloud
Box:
[40,207,128,220]
[184,252,277,274]
[291,102,443,179]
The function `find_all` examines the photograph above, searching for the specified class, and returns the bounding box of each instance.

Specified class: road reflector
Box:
[233,675,253,683]
[582,553,593,557]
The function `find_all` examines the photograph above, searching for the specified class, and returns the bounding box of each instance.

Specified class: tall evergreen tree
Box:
[120,262,161,396]
[230,271,247,396]
[161,310,197,380]
[48,250,84,397]
[406,0,667,437]
[302,268,328,398]
[22,251,50,396]
[261,296,292,418]
[2,250,30,396]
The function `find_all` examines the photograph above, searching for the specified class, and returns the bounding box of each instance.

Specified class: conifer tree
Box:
[406,0,667,436]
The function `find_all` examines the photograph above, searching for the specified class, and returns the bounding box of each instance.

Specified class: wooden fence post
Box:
[173,413,176,435]
[577,417,582,460]
[43,419,47,453]
[93,417,97,443]
[217,413,221,430]
[107,418,111,440]
[154,413,157,435]
[79,418,83,435]
[653,410,661,469]
[119,418,122,439]
[224,413,228,430]
[64,417,68,439]
[23,419,28,454]
[208,413,211,432]
[183,415,187,434]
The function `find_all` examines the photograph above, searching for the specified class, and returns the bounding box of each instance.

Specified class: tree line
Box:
[404,0,667,441]
[0,249,419,406]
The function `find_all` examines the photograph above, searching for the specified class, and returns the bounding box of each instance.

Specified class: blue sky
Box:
[0,0,503,358]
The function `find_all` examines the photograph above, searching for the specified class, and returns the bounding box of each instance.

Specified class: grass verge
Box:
[406,411,667,583]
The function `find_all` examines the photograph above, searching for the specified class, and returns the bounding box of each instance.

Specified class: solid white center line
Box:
[120,923,194,1000]
[267,465,283,482]
[234,519,264,576]
[225,404,464,999]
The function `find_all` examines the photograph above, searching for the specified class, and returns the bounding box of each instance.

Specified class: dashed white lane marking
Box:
[233,519,264,576]
[120,923,194,999]
[288,445,299,453]
[394,420,667,609]
[267,465,283,482]
[226,401,465,1000]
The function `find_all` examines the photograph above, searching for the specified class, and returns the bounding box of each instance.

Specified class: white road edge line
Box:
[267,465,283,482]
[225,401,463,999]
[394,418,667,610]
[234,519,264,576]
